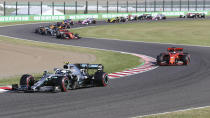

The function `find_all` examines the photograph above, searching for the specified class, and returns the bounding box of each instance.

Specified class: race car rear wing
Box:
[76,64,104,71]
[167,48,183,52]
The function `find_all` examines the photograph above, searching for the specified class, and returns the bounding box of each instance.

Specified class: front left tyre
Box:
[58,77,70,92]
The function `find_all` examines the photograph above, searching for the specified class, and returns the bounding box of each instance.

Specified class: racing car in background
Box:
[156,47,190,66]
[127,15,137,21]
[56,21,71,29]
[180,13,205,18]
[35,22,70,36]
[12,63,109,92]
[138,14,153,20]
[152,14,166,20]
[107,17,127,23]
[64,19,74,25]
[107,17,120,23]
[35,25,60,36]
[56,29,81,39]
[78,18,96,25]
[35,26,50,35]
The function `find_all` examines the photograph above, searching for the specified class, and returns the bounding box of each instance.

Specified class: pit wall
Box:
[0,11,208,22]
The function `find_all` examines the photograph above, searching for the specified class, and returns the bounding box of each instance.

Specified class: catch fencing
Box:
[0,0,210,16]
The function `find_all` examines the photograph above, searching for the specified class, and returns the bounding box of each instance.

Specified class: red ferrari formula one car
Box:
[156,47,190,66]
[56,29,81,39]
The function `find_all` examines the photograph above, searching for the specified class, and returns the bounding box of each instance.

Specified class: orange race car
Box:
[156,47,190,66]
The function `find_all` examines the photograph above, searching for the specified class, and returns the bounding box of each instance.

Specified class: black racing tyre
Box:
[20,74,35,89]
[156,56,160,64]
[44,30,48,35]
[94,72,109,87]
[63,33,70,39]
[92,20,96,24]
[70,22,74,25]
[67,25,71,29]
[71,80,78,90]
[35,28,39,33]
[39,29,43,34]
[59,77,70,92]
[56,31,61,38]
[74,33,81,39]
[156,54,164,65]
[40,29,45,35]
[70,76,79,90]
[182,54,190,65]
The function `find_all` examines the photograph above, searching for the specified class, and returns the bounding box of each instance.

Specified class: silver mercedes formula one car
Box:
[12,63,109,92]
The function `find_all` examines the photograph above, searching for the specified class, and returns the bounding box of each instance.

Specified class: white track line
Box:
[0,89,10,93]
[131,105,210,118]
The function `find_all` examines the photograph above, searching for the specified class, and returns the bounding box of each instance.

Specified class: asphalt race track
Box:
[0,18,210,118]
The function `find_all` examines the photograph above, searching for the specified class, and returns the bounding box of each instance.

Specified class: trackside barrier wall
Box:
[0,11,208,22]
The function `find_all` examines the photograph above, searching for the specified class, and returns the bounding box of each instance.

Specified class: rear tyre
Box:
[56,31,61,39]
[59,77,69,92]
[94,72,109,87]
[92,20,96,24]
[20,74,35,89]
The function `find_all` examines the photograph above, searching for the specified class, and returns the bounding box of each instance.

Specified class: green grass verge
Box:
[0,21,53,26]
[71,19,210,46]
[0,35,142,85]
[139,106,210,118]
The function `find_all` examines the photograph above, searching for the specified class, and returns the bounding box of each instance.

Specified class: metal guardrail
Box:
[0,0,209,16]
